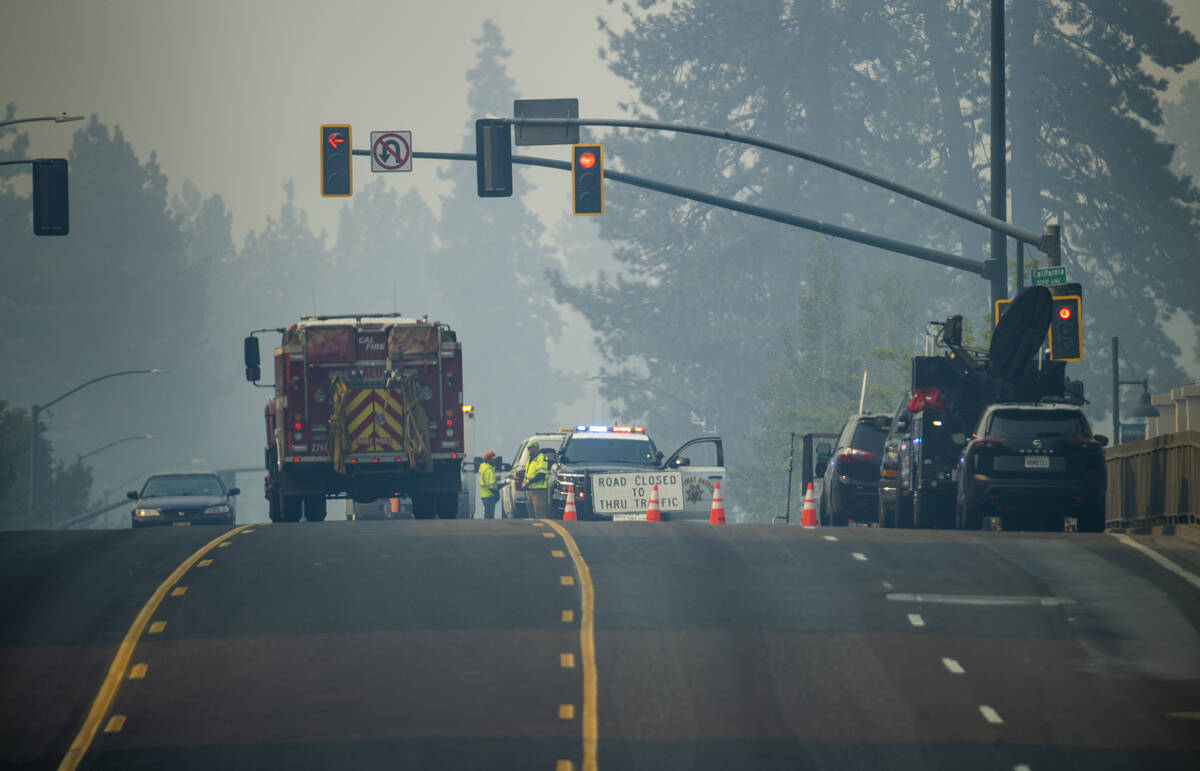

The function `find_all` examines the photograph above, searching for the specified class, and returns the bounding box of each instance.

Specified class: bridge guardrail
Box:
[1104,430,1199,533]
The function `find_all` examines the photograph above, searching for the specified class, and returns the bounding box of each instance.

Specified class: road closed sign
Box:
[590,471,683,515]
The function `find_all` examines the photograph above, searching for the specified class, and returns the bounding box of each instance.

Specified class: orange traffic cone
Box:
[800,483,817,527]
[646,483,662,521]
[563,484,578,521]
[709,482,726,525]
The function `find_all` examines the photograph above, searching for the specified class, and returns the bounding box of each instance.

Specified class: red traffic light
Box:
[578,152,596,169]
[1058,306,1073,321]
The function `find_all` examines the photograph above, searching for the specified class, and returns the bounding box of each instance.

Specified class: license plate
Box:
[1024,456,1050,469]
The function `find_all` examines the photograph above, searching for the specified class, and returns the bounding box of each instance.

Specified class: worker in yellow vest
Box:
[524,440,550,518]
[479,450,499,519]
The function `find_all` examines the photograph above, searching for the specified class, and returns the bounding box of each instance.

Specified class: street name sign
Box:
[514,98,579,146]
[1031,266,1067,286]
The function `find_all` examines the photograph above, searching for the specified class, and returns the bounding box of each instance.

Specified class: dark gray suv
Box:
[956,403,1108,532]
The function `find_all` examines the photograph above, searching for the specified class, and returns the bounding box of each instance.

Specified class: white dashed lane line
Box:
[886,593,1075,607]
[979,705,1005,724]
[907,614,925,628]
[881,580,894,591]
[823,535,839,542]
[941,657,965,674]
[851,552,867,561]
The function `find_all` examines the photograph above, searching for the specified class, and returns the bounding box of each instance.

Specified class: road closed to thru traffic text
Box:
[591,471,683,515]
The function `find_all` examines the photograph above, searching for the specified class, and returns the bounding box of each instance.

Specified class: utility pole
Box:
[990,0,1008,315]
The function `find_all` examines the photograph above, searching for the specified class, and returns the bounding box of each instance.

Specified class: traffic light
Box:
[320,124,352,197]
[32,158,69,236]
[1048,295,1082,361]
[475,119,513,197]
[572,143,603,215]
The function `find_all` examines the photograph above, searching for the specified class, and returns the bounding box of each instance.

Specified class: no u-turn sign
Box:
[370,131,412,172]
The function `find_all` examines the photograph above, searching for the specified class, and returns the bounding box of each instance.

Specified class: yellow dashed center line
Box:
[556,761,575,771]
[559,704,576,720]
[531,521,547,527]
[561,653,576,669]
[57,523,254,771]
[560,576,575,586]
[242,529,255,534]
[128,663,147,680]
[170,586,187,597]
[197,559,213,568]
[544,520,598,771]
[551,550,566,558]
[543,532,556,539]
[102,715,125,734]
[218,541,232,548]
[561,610,575,623]
[147,621,166,634]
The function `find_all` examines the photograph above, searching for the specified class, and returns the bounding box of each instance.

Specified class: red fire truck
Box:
[244,314,465,521]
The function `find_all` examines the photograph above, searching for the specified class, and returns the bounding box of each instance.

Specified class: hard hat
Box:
[483,450,496,460]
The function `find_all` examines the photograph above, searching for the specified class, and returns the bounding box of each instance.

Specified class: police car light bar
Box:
[575,425,645,433]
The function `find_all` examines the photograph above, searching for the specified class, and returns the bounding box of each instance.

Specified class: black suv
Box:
[956,403,1108,532]
[818,413,891,526]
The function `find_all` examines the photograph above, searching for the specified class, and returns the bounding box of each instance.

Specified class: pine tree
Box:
[432,21,577,452]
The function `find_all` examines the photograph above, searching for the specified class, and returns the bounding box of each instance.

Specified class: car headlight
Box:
[134,508,161,518]
[204,504,231,515]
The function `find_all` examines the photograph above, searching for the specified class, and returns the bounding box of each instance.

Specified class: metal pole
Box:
[1044,224,1061,267]
[505,119,1046,250]
[1016,241,1025,294]
[1112,336,1120,442]
[30,369,165,521]
[990,0,1008,316]
[784,432,796,525]
[0,114,84,129]
[30,404,40,515]
[402,151,987,276]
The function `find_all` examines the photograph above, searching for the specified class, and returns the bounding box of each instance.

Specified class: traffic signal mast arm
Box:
[507,116,1058,265]
[357,148,984,275]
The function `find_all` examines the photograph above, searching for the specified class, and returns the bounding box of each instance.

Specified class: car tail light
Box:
[975,436,1006,446]
[1067,437,1101,447]
[907,387,947,413]
[836,448,877,463]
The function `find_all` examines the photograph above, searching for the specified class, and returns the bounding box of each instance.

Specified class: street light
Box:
[0,113,85,129]
[77,434,156,463]
[1111,336,1159,443]
[31,369,167,517]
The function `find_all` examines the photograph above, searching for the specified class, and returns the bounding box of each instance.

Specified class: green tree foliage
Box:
[433,21,579,450]
[1003,0,1200,396]
[741,241,917,518]
[555,0,955,475]
[0,402,92,530]
[555,1,1198,504]
[0,115,232,502]
[332,179,443,316]
[1163,79,1200,184]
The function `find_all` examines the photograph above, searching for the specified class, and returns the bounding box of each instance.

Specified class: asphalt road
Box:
[1,521,1198,770]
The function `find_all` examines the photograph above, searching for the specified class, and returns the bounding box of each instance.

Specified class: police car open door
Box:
[662,437,725,522]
